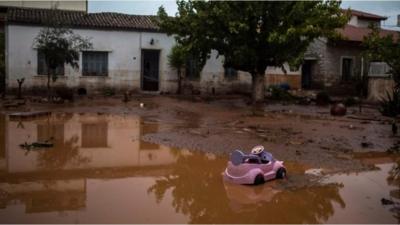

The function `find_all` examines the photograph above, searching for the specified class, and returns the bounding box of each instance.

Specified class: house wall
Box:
[0,1,87,12]
[199,51,301,94]
[303,38,328,88]
[348,16,358,27]
[323,43,363,85]
[6,24,301,95]
[305,38,365,88]
[357,18,380,28]
[6,24,178,93]
[348,15,380,28]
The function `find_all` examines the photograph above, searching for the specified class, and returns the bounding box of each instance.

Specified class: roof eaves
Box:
[7,21,162,33]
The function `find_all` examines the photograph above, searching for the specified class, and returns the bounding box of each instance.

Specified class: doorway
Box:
[141,49,160,91]
[341,58,353,81]
[302,60,314,89]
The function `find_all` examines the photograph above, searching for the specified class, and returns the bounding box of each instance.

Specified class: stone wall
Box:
[304,38,328,87]
[305,39,366,88]
[324,43,364,86]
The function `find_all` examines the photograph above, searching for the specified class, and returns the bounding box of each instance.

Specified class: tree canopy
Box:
[363,26,400,88]
[157,1,348,102]
[168,44,188,94]
[33,13,92,99]
[34,26,92,80]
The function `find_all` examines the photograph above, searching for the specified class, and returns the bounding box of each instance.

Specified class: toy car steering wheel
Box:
[251,145,265,155]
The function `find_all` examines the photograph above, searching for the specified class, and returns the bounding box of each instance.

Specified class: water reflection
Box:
[81,122,108,148]
[0,113,186,223]
[0,113,398,223]
[147,151,345,224]
[5,113,177,172]
[387,160,400,222]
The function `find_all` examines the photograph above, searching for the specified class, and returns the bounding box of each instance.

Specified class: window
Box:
[82,51,108,76]
[37,51,64,75]
[368,62,391,77]
[224,67,238,79]
[140,121,159,150]
[37,124,64,145]
[185,55,200,79]
[341,58,353,81]
[81,122,108,148]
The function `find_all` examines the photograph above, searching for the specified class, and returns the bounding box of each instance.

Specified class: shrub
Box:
[344,97,358,107]
[54,86,74,102]
[278,83,291,91]
[269,86,295,101]
[103,88,116,97]
[379,89,400,117]
[315,91,331,106]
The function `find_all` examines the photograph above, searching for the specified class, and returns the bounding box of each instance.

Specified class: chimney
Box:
[398,15,400,27]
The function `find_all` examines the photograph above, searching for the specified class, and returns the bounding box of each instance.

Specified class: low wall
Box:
[8,72,301,96]
[266,74,301,89]
[368,76,395,102]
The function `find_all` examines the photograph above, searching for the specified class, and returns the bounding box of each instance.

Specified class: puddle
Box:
[323,163,400,223]
[0,113,398,223]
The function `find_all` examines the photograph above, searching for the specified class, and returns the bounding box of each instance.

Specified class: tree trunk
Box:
[17,78,24,99]
[47,73,51,100]
[251,72,265,103]
[47,69,54,101]
[177,68,182,94]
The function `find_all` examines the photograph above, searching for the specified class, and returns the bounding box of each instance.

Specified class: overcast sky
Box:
[88,1,400,28]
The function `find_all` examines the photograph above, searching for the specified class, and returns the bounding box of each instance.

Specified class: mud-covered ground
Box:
[3,94,398,173]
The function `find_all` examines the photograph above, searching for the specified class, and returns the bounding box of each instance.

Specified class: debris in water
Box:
[223,145,287,185]
[305,168,324,176]
[9,111,51,120]
[361,142,373,148]
[381,198,395,205]
[123,91,130,103]
[330,103,347,116]
[19,138,54,150]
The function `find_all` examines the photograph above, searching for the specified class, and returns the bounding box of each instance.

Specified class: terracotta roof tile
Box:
[5,7,160,32]
[337,24,399,42]
[342,8,387,20]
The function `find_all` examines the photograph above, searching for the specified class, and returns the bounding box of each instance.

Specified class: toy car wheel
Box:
[254,174,265,185]
[276,168,287,179]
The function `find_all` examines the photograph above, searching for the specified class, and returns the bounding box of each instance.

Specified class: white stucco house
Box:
[0,0,87,12]
[4,7,300,95]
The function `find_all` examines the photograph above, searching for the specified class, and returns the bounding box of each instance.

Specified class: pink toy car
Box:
[223,145,286,185]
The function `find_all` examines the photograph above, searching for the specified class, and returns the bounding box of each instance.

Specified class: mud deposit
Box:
[0,96,398,223]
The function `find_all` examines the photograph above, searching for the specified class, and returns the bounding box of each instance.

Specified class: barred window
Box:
[82,51,108,76]
[37,124,64,144]
[368,62,391,77]
[185,56,200,79]
[37,51,64,76]
[81,123,108,148]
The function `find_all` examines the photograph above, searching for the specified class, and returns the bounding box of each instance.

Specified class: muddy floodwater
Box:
[0,111,399,223]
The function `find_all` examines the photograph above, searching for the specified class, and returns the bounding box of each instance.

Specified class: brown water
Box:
[0,113,398,223]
